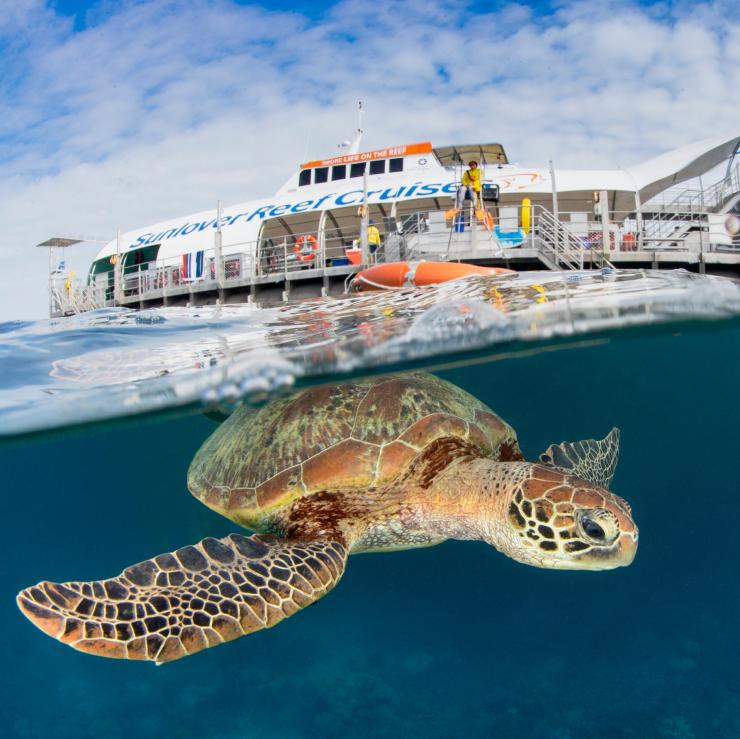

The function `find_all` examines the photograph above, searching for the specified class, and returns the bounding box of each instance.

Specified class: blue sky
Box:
[1,0,739,318]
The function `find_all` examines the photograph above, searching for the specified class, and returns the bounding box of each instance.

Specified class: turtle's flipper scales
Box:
[17,534,347,664]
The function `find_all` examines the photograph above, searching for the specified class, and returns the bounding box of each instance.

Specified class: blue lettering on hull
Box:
[126,181,462,247]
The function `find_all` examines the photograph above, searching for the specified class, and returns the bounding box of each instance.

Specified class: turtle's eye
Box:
[577,509,618,545]
[582,518,604,540]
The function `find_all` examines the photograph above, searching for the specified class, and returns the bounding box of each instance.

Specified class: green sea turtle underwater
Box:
[18,372,638,665]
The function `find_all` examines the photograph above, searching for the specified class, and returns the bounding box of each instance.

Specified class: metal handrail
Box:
[651,162,740,214]
[532,205,589,270]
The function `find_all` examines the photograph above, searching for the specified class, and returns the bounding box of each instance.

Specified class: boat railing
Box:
[51,195,739,315]
[530,205,589,270]
[253,230,348,279]
[536,207,736,254]
[647,162,740,214]
[50,275,108,315]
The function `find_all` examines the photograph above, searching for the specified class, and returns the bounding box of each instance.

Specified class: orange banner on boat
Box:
[301,142,432,170]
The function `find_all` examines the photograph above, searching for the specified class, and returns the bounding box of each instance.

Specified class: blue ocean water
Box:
[3,320,739,738]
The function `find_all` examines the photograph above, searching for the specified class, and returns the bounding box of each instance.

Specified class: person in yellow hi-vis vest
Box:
[368,220,381,254]
[456,160,482,209]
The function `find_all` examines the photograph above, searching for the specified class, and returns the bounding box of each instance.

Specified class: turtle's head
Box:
[500,464,637,571]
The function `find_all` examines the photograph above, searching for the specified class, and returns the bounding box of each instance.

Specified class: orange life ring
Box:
[350,261,514,292]
[294,234,318,263]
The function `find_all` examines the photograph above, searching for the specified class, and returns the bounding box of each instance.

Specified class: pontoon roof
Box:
[433,143,509,167]
[627,132,740,202]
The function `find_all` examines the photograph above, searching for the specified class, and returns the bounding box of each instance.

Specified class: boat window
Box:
[389,158,403,173]
[298,169,311,187]
[90,258,115,275]
[123,244,160,273]
[331,165,346,181]
[314,167,329,184]
[369,160,385,175]
[350,162,366,178]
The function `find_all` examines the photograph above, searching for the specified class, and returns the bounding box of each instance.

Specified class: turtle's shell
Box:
[188,372,521,527]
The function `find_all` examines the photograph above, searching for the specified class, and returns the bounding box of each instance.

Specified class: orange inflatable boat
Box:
[350,261,514,292]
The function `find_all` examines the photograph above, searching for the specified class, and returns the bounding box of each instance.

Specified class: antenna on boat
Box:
[340,101,364,155]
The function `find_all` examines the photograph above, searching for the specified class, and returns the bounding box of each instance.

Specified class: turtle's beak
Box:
[572,531,638,571]
[617,530,638,566]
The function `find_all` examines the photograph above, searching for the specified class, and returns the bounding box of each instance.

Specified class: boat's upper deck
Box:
[276,141,510,195]
[82,132,739,269]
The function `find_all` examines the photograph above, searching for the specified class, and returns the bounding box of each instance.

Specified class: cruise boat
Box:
[41,128,740,316]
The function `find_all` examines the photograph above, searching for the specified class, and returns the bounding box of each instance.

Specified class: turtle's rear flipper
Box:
[17,534,347,665]
[539,428,620,489]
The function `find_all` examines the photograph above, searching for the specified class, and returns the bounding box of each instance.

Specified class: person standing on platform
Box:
[368,220,382,261]
[456,160,482,210]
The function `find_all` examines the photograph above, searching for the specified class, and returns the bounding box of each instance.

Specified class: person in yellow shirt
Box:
[368,220,381,254]
[456,160,482,209]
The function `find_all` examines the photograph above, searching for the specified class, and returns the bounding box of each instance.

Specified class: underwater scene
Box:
[2,271,740,738]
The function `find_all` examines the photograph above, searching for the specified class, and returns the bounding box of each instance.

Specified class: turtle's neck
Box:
[280,456,532,554]
[416,457,531,544]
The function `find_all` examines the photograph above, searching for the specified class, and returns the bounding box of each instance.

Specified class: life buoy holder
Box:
[294,234,318,263]
[349,261,515,292]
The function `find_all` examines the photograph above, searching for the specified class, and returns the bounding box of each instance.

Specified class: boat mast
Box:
[348,101,364,155]
[351,101,369,263]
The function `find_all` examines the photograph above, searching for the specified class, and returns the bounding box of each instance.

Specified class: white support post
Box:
[600,189,610,254]
[114,228,122,305]
[549,160,559,260]
[360,169,370,264]
[318,210,328,270]
[215,200,224,293]
[161,256,169,306]
[634,190,644,250]
[47,244,53,318]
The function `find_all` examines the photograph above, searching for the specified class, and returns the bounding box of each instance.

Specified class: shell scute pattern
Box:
[376,441,418,484]
[398,413,468,449]
[188,372,522,523]
[255,465,303,510]
[302,438,379,492]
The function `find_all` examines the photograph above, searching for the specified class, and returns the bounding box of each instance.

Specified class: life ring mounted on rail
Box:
[294,234,319,263]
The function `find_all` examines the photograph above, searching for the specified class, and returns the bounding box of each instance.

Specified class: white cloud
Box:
[1,0,739,319]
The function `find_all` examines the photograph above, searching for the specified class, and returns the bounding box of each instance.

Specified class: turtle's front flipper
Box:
[539,427,620,488]
[17,534,347,665]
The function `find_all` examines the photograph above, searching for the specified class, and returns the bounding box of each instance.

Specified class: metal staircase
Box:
[401,203,614,271]
[639,162,740,248]
[532,205,614,271]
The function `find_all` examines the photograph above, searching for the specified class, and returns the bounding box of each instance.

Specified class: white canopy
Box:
[627,132,740,203]
[433,143,509,167]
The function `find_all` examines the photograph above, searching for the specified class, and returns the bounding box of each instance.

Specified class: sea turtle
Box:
[17,372,637,665]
